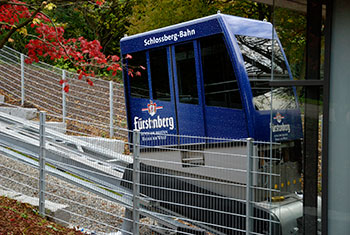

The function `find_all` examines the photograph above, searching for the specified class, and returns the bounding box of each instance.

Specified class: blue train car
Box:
[121,13,303,144]
[120,13,304,234]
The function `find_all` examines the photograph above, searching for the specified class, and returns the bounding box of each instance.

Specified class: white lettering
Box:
[134,115,174,131]
[143,29,195,47]
[271,123,291,133]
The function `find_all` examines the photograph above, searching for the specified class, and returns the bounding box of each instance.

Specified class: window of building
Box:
[149,48,171,101]
[200,34,242,109]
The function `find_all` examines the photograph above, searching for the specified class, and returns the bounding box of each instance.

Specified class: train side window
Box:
[175,43,199,104]
[235,35,297,110]
[150,48,171,101]
[128,51,149,99]
[200,35,242,109]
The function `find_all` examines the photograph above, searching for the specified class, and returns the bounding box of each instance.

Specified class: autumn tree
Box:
[51,0,134,55]
[0,0,137,91]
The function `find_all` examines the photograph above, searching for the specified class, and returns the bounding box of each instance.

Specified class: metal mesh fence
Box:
[0,46,295,234]
[128,132,284,235]
[0,46,127,140]
[0,110,286,234]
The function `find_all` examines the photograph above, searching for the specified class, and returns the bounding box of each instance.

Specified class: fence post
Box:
[246,138,254,235]
[39,111,46,216]
[20,54,25,106]
[109,81,114,137]
[62,70,66,123]
[133,131,140,235]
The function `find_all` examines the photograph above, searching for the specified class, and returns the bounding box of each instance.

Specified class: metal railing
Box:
[0,111,283,234]
[129,131,282,235]
[0,46,286,234]
[0,46,127,139]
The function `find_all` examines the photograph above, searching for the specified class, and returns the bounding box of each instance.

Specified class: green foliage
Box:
[49,0,134,73]
[21,212,28,219]
[68,0,134,55]
[127,0,217,35]
[215,0,272,21]
[49,5,94,41]
[274,8,306,80]
[2,31,28,53]
[127,0,274,35]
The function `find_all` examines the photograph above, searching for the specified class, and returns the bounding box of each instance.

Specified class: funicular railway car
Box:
[121,13,304,234]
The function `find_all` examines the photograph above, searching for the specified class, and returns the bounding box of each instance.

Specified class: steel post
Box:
[109,81,114,137]
[39,111,46,216]
[246,138,253,235]
[62,70,66,123]
[304,1,322,234]
[133,131,140,235]
[20,54,25,106]
[121,208,133,235]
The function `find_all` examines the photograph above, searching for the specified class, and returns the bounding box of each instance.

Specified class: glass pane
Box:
[150,48,171,101]
[236,35,288,77]
[128,51,149,99]
[175,43,199,104]
[236,35,297,110]
[200,34,242,109]
[273,2,324,235]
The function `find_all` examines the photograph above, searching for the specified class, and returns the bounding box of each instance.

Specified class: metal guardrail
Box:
[0,109,283,234]
[0,111,132,201]
[0,46,285,234]
[0,45,127,139]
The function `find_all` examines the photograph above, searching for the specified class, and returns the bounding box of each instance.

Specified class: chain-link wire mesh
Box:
[125,132,288,235]
[0,46,127,140]
[0,46,299,235]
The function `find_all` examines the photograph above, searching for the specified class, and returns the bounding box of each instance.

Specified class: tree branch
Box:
[0,1,49,49]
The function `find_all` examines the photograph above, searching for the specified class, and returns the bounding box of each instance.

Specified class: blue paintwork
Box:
[204,106,248,139]
[121,13,303,144]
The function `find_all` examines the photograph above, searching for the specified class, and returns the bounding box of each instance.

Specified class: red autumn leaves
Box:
[1,0,140,92]
[0,0,32,28]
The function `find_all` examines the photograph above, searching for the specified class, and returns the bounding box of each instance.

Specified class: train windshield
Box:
[235,35,297,111]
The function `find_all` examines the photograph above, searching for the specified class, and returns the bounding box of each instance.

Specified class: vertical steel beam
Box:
[39,111,46,216]
[109,81,114,137]
[322,1,332,234]
[246,138,253,235]
[303,0,322,234]
[133,131,140,235]
[62,70,66,123]
[20,54,25,106]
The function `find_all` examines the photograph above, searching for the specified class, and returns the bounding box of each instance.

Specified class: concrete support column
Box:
[328,0,350,234]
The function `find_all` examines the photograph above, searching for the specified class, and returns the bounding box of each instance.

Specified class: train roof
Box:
[120,13,277,54]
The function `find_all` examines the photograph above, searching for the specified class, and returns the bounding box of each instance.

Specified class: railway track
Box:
[0,111,210,234]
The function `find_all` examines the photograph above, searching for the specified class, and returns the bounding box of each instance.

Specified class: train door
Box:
[171,42,206,138]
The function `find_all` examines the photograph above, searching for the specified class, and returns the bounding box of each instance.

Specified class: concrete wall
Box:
[328,0,350,233]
